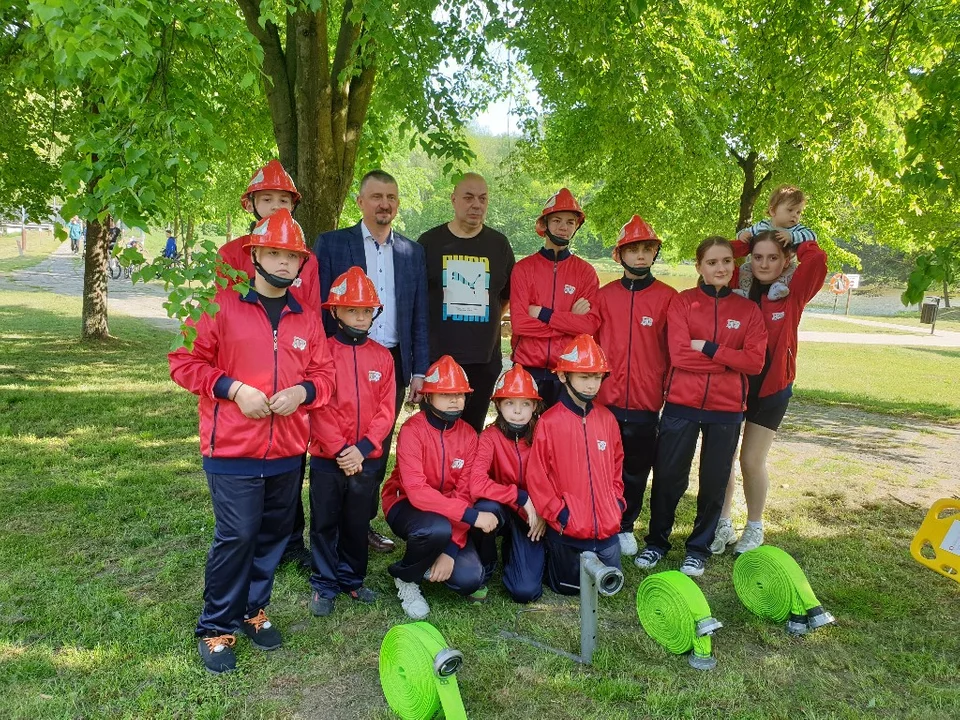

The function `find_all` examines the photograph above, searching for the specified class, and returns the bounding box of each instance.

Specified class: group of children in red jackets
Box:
[169,159,817,674]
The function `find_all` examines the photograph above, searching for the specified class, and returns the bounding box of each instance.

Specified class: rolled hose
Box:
[733,545,835,635]
[379,621,467,719]
[636,570,722,670]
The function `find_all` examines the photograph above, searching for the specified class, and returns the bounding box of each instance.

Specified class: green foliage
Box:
[901,240,959,306]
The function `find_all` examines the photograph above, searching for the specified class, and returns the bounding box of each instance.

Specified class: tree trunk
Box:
[81,215,110,340]
[944,278,951,308]
[731,149,772,232]
[237,0,377,241]
[184,216,195,264]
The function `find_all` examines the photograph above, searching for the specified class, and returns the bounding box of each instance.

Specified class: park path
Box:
[0,240,177,329]
[798,314,960,347]
[4,243,960,347]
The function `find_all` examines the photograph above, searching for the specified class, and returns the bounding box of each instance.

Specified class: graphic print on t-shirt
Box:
[442,254,490,322]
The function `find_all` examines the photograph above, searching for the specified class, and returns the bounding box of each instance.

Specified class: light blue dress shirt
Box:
[361,221,399,348]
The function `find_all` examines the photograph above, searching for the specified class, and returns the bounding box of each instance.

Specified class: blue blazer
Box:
[313,222,429,385]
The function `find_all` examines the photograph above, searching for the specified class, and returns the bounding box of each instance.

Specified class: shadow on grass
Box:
[792,388,960,422]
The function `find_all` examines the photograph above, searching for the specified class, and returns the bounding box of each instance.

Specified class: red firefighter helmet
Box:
[421,355,473,394]
[243,209,309,256]
[492,365,542,401]
[536,188,585,237]
[615,215,660,249]
[241,159,301,207]
[554,334,610,374]
[322,266,382,310]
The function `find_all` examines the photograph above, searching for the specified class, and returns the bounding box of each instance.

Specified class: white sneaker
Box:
[709,519,737,555]
[618,532,638,556]
[394,578,430,619]
[734,524,764,555]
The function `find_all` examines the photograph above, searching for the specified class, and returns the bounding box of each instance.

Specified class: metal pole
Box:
[20,206,27,255]
[844,287,851,315]
[579,552,598,665]
[832,295,838,314]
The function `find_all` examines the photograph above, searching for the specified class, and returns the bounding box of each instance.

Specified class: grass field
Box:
[1,290,958,719]
[796,316,906,335]
[0,232,61,273]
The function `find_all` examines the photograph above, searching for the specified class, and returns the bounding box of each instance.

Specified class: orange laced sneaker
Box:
[241,608,282,650]
[197,633,236,674]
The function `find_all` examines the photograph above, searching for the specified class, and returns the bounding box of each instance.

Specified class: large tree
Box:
[510,0,931,260]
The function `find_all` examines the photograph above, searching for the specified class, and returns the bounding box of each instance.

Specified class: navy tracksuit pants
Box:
[473,503,545,603]
[645,414,741,560]
[617,418,659,534]
[196,468,300,636]
[386,499,502,596]
[545,529,621,596]
[308,461,382,599]
[282,455,308,556]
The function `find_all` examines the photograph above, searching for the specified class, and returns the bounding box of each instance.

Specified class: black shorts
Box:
[744,394,790,432]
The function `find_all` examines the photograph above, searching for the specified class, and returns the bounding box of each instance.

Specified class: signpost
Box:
[829,273,860,315]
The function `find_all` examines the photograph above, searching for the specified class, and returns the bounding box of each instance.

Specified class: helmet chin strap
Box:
[420,399,463,424]
[620,246,660,278]
[334,307,382,341]
[563,380,596,405]
[251,251,305,289]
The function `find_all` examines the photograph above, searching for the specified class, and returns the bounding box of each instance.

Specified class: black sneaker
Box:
[242,609,282,650]
[347,586,379,603]
[198,634,236,674]
[309,592,335,617]
[680,555,706,577]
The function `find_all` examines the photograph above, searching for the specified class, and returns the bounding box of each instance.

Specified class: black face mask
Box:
[620,245,660,278]
[564,380,597,405]
[251,252,305,289]
[421,399,463,424]
[334,307,381,342]
[506,421,529,433]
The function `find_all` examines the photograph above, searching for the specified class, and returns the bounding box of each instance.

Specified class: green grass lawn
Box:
[0,232,62,273]
[845,311,960,334]
[1,290,958,718]
[794,343,960,420]
[797,316,906,335]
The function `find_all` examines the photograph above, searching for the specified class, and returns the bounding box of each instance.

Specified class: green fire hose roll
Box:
[733,545,835,635]
[636,570,723,670]
[379,621,467,720]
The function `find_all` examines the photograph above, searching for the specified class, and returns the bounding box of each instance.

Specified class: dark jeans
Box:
[370,344,408,520]
[196,468,300,636]
[523,366,565,409]
[459,352,505,432]
[645,414,741,560]
[545,529,621,596]
[308,466,380,598]
[474,504,545,603]
[618,419,659,533]
[386,499,501,596]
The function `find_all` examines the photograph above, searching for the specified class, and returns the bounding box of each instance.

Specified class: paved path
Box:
[5,243,960,349]
[0,241,177,329]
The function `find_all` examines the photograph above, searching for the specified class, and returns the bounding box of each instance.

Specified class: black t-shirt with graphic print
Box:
[418,224,515,365]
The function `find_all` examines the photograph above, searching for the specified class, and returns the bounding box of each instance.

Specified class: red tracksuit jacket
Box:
[510,248,600,369]
[526,394,626,540]
[469,426,532,517]
[732,241,828,399]
[595,276,677,416]
[218,235,321,314]
[309,334,396,464]
[381,411,480,556]
[169,288,334,475]
[663,285,768,416]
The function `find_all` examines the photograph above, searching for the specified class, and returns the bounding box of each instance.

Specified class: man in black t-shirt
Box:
[418,173,515,431]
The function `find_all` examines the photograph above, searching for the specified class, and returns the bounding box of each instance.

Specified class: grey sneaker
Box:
[734,524,764,555]
[680,555,706,577]
[394,578,430,619]
[709,519,737,555]
[634,546,665,570]
[618,532,639,556]
[309,592,335,617]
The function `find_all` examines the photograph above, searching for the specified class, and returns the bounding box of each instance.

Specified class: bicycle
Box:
[108,255,123,280]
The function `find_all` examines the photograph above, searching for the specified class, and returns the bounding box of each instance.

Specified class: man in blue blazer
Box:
[313,170,430,553]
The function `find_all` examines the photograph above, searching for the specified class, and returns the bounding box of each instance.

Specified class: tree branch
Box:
[236,0,297,171]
